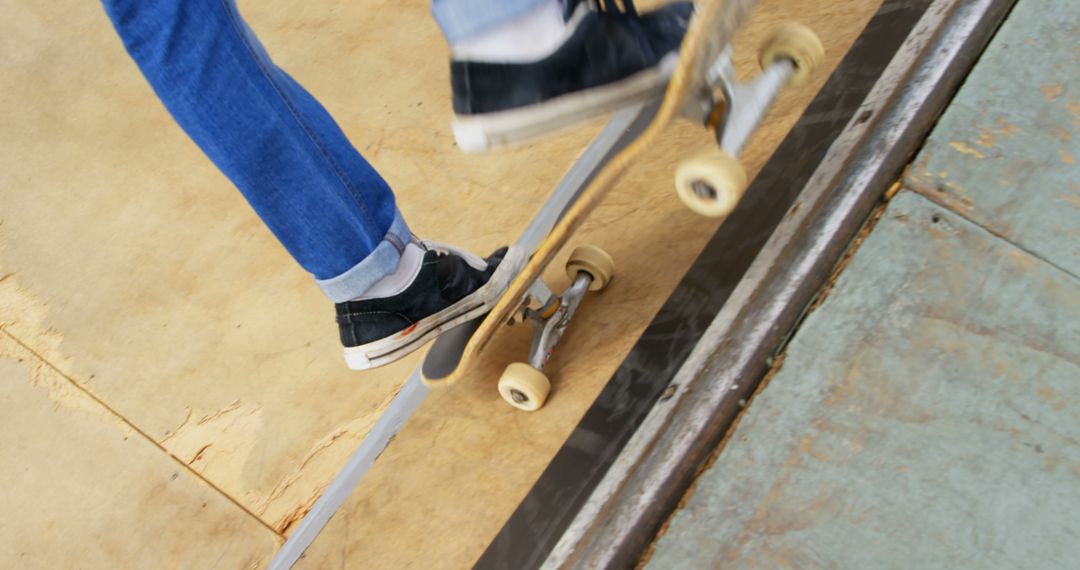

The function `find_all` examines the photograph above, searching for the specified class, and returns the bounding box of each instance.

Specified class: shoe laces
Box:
[593,0,638,17]
[565,0,638,18]
[420,239,489,271]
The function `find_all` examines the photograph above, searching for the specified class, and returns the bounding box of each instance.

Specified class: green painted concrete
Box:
[648,191,1080,569]
[648,1,1080,565]
[907,0,1080,277]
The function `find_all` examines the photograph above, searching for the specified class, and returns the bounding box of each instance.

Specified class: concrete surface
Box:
[907,0,1080,277]
[648,0,1080,566]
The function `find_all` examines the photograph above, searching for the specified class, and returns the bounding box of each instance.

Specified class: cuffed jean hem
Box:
[316,210,412,303]
[432,0,552,42]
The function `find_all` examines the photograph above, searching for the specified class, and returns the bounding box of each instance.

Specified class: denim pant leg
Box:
[432,0,552,42]
[102,0,410,302]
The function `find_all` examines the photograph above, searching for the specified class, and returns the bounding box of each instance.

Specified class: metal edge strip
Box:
[268,371,430,569]
[546,0,1017,567]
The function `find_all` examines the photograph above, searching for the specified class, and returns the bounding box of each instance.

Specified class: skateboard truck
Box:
[524,273,589,370]
[497,245,614,411]
[675,23,824,218]
[703,45,793,155]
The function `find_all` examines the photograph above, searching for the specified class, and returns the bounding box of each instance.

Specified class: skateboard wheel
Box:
[498,363,551,412]
[565,245,615,292]
[759,23,825,86]
[675,148,748,218]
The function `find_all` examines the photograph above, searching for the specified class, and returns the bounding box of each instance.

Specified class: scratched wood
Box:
[906,0,1080,276]
[0,0,661,540]
[292,0,884,567]
[0,333,278,567]
[0,0,879,554]
[0,0,436,535]
[647,192,1080,568]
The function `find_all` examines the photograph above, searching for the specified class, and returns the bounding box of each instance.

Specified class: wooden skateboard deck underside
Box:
[423,0,756,386]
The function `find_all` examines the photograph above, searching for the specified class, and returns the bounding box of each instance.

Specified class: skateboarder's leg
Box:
[434,0,694,151]
[102,0,406,302]
[102,0,504,369]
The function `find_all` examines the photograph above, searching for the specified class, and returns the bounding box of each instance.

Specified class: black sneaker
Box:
[450,0,693,151]
[338,241,508,370]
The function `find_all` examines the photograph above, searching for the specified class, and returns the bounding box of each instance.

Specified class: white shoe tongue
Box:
[421,240,488,271]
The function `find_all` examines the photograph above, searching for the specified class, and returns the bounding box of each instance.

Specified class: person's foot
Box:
[450,0,694,152]
[337,241,508,370]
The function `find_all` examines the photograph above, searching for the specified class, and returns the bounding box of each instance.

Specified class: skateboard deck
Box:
[422,0,759,389]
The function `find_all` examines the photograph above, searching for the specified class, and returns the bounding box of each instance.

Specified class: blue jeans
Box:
[102,0,540,302]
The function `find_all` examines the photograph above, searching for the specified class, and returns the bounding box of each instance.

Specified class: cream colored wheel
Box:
[675,148,748,218]
[498,363,551,411]
[759,22,825,86]
[565,245,615,292]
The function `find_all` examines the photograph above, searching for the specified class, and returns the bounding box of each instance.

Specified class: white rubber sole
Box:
[342,247,526,370]
[452,52,679,153]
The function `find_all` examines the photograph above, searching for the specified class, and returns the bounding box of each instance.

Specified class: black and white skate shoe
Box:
[450,0,693,152]
[337,241,509,370]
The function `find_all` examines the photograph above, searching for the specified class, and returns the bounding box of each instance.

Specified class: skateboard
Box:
[421,0,824,411]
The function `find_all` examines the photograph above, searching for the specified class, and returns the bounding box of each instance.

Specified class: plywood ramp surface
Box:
[0,333,278,567]
[2,0,426,537]
[294,0,884,567]
[2,0,879,563]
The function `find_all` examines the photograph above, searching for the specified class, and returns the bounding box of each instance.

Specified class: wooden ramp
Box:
[1,0,883,566]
